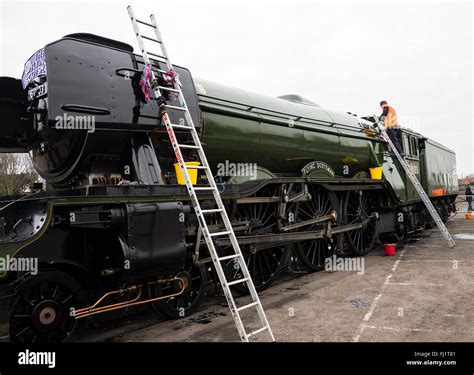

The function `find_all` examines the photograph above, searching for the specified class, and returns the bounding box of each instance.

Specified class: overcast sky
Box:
[1,0,473,176]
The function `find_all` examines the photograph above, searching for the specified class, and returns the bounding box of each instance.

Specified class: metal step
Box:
[147,51,167,60]
[170,124,193,130]
[159,86,180,93]
[136,19,154,27]
[237,301,260,312]
[142,35,162,44]
[165,104,187,111]
[201,209,224,214]
[186,165,207,170]
[193,186,215,191]
[247,326,269,339]
[228,277,250,286]
[209,231,232,237]
[218,254,240,261]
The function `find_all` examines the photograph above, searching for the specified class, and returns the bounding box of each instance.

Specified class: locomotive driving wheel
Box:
[10,270,85,343]
[287,184,341,271]
[221,185,287,294]
[342,190,379,255]
[147,261,207,319]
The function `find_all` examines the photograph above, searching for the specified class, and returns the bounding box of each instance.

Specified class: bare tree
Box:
[0,153,39,196]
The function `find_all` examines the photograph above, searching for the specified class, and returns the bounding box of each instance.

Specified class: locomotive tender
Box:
[0,33,457,342]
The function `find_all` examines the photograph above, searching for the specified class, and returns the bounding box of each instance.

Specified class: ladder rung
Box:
[179,144,200,149]
[147,51,167,60]
[186,165,208,170]
[158,86,180,93]
[193,187,215,191]
[136,19,154,28]
[227,277,249,286]
[171,124,193,130]
[246,326,269,339]
[155,69,171,75]
[165,105,187,111]
[218,254,240,261]
[209,231,232,237]
[141,35,162,44]
[237,301,259,312]
[201,209,223,214]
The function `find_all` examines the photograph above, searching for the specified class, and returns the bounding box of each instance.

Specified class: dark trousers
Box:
[468,197,473,212]
[386,127,404,155]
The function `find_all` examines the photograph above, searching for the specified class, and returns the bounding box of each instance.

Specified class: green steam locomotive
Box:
[0,33,457,342]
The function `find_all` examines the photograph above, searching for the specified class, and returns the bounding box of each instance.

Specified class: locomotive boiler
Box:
[0,33,457,342]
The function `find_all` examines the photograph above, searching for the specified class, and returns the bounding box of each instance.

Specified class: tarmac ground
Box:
[77,202,474,342]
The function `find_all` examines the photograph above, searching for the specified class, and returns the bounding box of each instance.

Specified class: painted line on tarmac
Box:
[364,325,433,332]
[402,259,461,263]
[352,248,407,342]
[385,282,444,286]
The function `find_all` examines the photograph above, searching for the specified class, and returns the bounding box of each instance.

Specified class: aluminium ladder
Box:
[374,119,456,248]
[127,6,275,342]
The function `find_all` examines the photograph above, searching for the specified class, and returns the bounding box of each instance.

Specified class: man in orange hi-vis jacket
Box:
[380,100,404,156]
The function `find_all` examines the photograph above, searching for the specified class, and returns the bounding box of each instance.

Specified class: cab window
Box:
[403,134,410,154]
[410,137,419,157]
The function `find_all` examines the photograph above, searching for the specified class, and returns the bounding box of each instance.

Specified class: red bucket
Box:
[384,243,396,256]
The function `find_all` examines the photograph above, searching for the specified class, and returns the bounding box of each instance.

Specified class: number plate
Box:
[28,83,48,101]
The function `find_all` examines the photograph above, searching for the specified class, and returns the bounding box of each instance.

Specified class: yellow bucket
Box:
[174,162,200,185]
[369,167,383,180]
